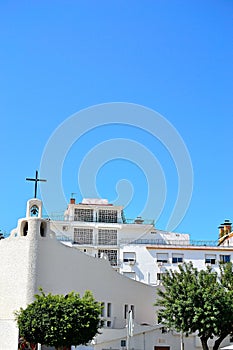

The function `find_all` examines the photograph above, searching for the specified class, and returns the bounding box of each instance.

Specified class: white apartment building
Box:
[50,197,233,285]
[0,196,232,350]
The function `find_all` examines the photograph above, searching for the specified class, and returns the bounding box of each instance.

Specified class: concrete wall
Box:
[0,199,157,349]
[0,217,41,349]
[35,235,157,328]
[0,320,19,349]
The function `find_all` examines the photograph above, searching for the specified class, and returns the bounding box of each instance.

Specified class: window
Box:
[124,304,135,319]
[22,221,28,236]
[98,229,117,245]
[98,249,118,266]
[157,273,163,280]
[130,305,135,319]
[101,302,105,317]
[124,304,128,319]
[98,209,118,223]
[220,255,231,263]
[205,254,216,265]
[107,302,111,317]
[123,252,136,264]
[157,253,168,263]
[172,254,183,263]
[121,340,126,347]
[106,320,112,327]
[74,208,93,222]
[40,222,46,237]
[74,228,93,244]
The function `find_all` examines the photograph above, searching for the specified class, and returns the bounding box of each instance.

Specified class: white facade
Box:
[50,198,233,286]
[0,198,158,349]
[0,197,232,350]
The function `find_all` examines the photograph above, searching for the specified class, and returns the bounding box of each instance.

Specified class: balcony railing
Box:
[43,214,154,225]
[56,235,233,248]
[120,238,232,247]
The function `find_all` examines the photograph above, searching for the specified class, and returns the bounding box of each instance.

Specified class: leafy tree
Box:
[220,261,233,290]
[15,289,103,350]
[156,262,233,350]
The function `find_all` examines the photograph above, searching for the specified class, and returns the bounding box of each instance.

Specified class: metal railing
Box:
[56,235,233,248]
[120,238,232,247]
[43,214,154,225]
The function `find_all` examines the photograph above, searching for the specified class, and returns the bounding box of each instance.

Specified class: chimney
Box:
[222,219,232,234]
[70,198,76,204]
[218,225,224,239]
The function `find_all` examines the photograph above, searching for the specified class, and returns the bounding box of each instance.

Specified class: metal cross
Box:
[26,170,47,198]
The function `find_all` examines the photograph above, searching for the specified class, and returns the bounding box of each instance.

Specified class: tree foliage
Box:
[156,262,233,350]
[15,289,103,350]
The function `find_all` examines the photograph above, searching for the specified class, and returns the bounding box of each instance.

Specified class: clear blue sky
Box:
[1,0,232,240]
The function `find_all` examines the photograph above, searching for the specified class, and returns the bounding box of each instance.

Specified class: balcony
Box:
[120,238,233,248]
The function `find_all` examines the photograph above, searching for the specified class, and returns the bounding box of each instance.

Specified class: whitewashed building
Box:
[0,196,232,350]
[50,197,233,285]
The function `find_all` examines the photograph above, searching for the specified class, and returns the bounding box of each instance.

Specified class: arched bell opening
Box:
[21,221,28,236]
[30,205,39,217]
[40,222,47,237]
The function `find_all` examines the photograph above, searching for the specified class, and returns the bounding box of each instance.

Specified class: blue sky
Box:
[1,0,232,240]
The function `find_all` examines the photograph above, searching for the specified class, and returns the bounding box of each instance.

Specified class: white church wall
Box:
[1,198,232,350]
[35,235,157,329]
[0,319,19,350]
[0,214,45,349]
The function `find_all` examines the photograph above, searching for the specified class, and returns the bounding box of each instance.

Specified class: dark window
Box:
[98,249,117,266]
[98,209,118,223]
[124,304,128,319]
[74,228,93,244]
[172,256,183,263]
[121,340,126,347]
[205,258,216,264]
[130,305,135,319]
[107,302,111,317]
[98,229,117,245]
[40,222,46,237]
[23,222,28,236]
[220,255,231,263]
[74,209,93,222]
[101,302,105,317]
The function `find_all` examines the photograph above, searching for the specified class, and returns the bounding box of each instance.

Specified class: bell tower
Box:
[11,198,48,239]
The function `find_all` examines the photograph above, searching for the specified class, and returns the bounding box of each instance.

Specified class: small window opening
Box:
[107,302,111,317]
[121,340,126,347]
[124,304,128,319]
[101,302,105,317]
[23,222,28,236]
[40,222,46,237]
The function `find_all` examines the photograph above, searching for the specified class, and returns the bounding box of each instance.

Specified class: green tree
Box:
[15,289,103,350]
[156,262,233,350]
